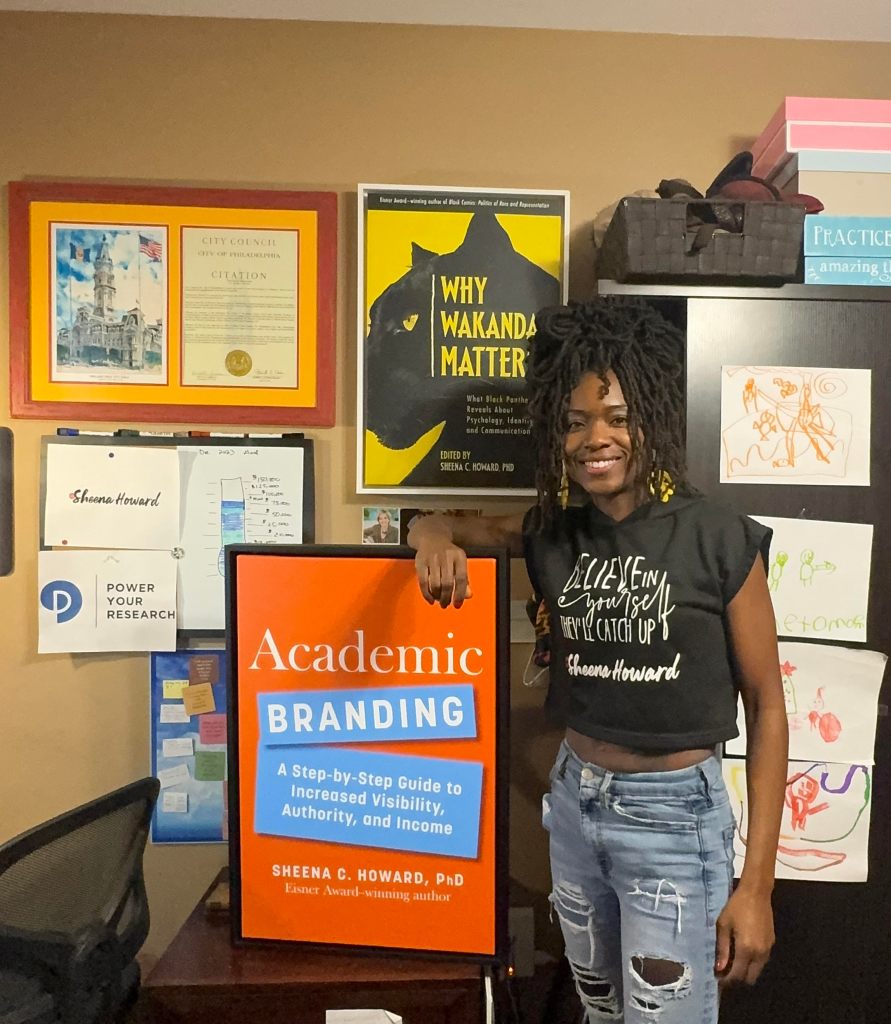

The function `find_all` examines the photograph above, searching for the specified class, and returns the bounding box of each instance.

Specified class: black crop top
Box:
[523,494,772,751]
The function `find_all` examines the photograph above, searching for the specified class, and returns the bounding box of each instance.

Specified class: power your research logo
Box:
[40,580,83,623]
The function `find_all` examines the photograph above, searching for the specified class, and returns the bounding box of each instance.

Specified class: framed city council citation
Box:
[357,184,569,495]
[8,181,335,425]
[227,545,510,961]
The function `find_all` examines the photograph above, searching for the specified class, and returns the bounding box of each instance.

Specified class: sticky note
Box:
[163,679,189,699]
[194,750,226,782]
[182,682,216,716]
[160,703,189,724]
[157,763,190,789]
[162,791,188,813]
[189,654,220,684]
[162,737,194,758]
[199,714,227,745]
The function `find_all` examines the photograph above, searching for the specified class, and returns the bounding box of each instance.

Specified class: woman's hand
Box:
[407,510,525,607]
[715,887,775,986]
[415,539,473,608]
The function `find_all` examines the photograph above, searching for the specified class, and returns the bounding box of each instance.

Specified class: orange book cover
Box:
[230,549,507,958]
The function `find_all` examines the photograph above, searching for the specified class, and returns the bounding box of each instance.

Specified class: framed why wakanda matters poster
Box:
[357,184,569,495]
[227,545,509,960]
[8,181,336,425]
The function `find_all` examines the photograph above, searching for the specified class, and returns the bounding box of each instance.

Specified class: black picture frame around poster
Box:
[225,543,511,965]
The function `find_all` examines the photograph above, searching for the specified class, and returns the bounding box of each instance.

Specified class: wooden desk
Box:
[140,880,483,1024]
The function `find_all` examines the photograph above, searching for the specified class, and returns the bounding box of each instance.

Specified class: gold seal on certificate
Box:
[226,349,253,377]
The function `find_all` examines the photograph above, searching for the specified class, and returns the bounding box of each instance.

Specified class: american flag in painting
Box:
[139,234,163,262]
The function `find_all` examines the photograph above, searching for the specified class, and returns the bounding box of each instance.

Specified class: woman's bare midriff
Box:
[565,727,714,773]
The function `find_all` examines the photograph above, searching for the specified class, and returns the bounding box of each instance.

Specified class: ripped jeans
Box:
[543,740,735,1023]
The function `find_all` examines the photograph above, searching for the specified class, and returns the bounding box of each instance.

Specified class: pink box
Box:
[752,96,891,162]
[788,122,891,152]
[754,123,891,180]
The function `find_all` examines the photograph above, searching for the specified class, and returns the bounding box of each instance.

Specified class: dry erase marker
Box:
[58,428,115,435]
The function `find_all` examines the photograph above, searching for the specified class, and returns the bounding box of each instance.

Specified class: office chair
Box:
[0,777,160,1024]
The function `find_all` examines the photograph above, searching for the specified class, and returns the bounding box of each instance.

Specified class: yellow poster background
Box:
[364,210,564,331]
[363,204,565,487]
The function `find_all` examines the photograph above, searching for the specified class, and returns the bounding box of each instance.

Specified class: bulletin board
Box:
[38,434,314,647]
[226,545,510,962]
[150,649,228,844]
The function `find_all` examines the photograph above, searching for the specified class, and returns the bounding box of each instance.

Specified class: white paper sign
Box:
[162,737,194,757]
[160,703,190,724]
[753,516,873,643]
[177,446,304,630]
[44,444,180,549]
[162,791,189,813]
[157,763,191,789]
[727,643,886,763]
[38,549,177,653]
[724,758,871,882]
[720,366,870,485]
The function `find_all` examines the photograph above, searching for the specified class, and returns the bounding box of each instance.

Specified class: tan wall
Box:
[1,10,889,967]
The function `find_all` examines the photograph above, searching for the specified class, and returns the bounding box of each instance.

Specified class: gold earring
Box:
[559,461,569,509]
[649,470,674,503]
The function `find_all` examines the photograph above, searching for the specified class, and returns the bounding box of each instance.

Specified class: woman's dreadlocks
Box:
[526,296,689,525]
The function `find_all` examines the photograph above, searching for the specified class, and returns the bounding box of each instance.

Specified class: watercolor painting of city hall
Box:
[55,232,163,376]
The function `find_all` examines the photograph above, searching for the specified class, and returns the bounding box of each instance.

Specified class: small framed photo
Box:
[361,506,401,545]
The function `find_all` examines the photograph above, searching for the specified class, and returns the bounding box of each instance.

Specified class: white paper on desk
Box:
[752,516,873,643]
[326,1013,402,1024]
[177,445,304,631]
[38,549,177,653]
[44,444,180,549]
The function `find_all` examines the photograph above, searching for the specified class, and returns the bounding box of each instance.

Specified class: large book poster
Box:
[228,547,508,959]
[358,185,569,494]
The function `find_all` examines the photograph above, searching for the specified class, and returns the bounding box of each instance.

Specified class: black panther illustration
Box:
[364,212,561,488]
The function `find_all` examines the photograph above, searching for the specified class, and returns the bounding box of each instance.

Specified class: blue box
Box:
[804,215,891,256]
[804,256,891,285]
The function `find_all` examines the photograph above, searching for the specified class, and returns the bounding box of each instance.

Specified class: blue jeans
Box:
[543,740,736,1023]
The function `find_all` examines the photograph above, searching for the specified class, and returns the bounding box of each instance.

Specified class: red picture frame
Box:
[8,181,337,425]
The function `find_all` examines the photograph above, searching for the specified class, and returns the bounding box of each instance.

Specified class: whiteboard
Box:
[40,435,314,637]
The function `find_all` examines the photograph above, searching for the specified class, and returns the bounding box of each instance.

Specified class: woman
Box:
[363,508,399,544]
[409,298,788,1024]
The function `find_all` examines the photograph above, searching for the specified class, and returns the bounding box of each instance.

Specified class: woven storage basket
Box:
[598,197,804,283]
